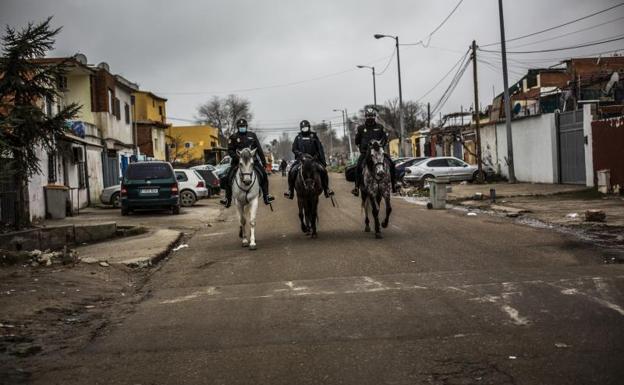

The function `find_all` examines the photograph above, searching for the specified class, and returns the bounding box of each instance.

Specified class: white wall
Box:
[96,85,134,146]
[28,148,49,221]
[86,146,104,202]
[481,113,559,183]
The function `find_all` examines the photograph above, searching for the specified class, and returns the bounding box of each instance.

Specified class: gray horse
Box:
[360,140,392,238]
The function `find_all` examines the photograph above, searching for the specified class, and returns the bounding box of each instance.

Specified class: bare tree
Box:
[167,134,202,165]
[196,94,253,141]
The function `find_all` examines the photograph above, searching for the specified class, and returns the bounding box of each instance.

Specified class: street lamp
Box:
[374,33,405,157]
[333,108,353,158]
[356,65,377,107]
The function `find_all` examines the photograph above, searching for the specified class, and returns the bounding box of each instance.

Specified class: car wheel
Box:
[472,170,485,183]
[121,207,129,216]
[180,190,196,207]
[110,192,120,208]
[172,205,180,215]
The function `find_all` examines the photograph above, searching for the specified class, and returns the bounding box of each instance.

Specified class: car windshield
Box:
[193,170,205,180]
[126,163,172,180]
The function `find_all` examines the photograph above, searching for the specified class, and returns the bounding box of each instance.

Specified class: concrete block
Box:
[39,225,74,250]
[0,229,40,251]
[74,222,117,244]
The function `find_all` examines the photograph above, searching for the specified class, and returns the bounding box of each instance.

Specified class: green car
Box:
[120,161,180,216]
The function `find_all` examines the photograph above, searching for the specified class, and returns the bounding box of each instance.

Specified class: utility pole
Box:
[372,66,377,107]
[329,121,333,157]
[498,0,516,183]
[345,108,353,158]
[395,37,405,158]
[427,102,431,128]
[471,40,484,183]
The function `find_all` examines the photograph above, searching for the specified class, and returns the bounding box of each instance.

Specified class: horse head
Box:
[367,140,386,179]
[300,154,318,192]
[236,147,256,186]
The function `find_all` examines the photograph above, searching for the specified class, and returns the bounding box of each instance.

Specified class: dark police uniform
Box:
[286,131,331,196]
[223,130,271,205]
[353,122,396,193]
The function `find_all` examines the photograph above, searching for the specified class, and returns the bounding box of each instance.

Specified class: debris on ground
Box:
[467,212,478,216]
[99,261,110,267]
[555,342,570,348]
[172,244,189,252]
[585,209,606,222]
[565,213,579,219]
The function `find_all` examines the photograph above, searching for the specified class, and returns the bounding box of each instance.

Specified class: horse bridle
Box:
[234,167,257,204]
[299,165,315,191]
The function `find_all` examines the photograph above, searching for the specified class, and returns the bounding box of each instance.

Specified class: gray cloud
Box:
[2,0,621,138]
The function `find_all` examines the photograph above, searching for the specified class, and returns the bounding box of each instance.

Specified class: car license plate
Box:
[140,188,158,194]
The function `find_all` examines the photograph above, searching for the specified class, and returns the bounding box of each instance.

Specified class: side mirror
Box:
[176,174,184,181]
[463,164,468,167]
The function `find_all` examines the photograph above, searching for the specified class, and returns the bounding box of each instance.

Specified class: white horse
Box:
[232,148,261,250]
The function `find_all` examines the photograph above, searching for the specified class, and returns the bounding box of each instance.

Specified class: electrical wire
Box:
[401,0,465,48]
[429,53,471,116]
[374,48,396,76]
[506,15,624,49]
[415,48,470,102]
[481,2,624,48]
[480,34,624,54]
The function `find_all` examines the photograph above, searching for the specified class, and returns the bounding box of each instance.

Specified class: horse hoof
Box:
[365,226,371,233]
[375,232,383,239]
[382,221,389,228]
[249,244,257,250]
[311,233,318,239]
[242,240,249,247]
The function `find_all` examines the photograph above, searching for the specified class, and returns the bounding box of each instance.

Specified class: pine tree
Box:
[0,17,80,228]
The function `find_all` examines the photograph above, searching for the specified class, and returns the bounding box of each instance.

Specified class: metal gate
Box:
[558,110,586,184]
[102,151,119,187]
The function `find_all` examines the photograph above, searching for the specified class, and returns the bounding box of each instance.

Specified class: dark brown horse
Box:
[295,154,323,238]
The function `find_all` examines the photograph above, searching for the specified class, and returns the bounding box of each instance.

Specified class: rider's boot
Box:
[259,171,274,205]
[351,187,359,197]
[220,191,232,208]
[324,188,334,198]
[284,168,295,199]
[263,194,275,205]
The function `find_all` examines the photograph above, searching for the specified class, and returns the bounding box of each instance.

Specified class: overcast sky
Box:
[2,0,622,140]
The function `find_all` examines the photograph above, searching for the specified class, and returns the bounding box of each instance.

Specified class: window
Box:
[158,106,163,116]
[124,103,130,124]
[184,142,193,148]
[447,158,465,167]
[47,152,57,183]
[115,98,121,120]
[175,171,188,182]
[427,159,449,168]
[57,75,68,91]
[108,89,114,113]
[45,96,53,117]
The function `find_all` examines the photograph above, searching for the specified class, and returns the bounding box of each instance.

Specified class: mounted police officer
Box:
[220,118,275,207]
[284,120,334,199]
[351,107,397,196]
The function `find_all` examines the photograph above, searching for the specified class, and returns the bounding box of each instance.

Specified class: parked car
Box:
[190,165,221,195]
[403,156,492,185]
[272,162,280,173]
[100,184,121,208]
[174,169,209,207]
[395,157,428,182]
[121,161,180,215]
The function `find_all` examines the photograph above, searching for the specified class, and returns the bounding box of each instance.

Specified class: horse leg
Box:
[248,197,258,250]
[310,198,318,239]
[237,204,249,247]
[297,197,308,234]
[362,193,371,232]
[382,196,392,228]
[372,196,382,238]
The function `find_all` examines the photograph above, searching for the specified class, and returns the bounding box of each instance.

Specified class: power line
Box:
[401,0,465,47]
[415,48,470,102]
[506,15,624,49]
[481,2,624,47]
[375,48,396,76]
[157,52,394,96]
[430,52,472,115]
[480,34,624,54]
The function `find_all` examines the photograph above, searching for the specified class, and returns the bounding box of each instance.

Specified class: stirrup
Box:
[351,188,359,197]
[264,195,275,205]
[284,190,294,200]
[324,189,334,198]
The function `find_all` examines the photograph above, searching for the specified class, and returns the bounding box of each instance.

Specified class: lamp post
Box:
[356,65,377,107]
[374,33,404,157]
[333,108,353,159]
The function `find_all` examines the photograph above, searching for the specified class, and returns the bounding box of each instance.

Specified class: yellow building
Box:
[132,91,170,161]
[167,125,223,165]
[388,138,400,158]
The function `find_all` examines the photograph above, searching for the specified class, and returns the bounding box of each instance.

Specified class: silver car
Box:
[404,156,491,184]
[100,184,121,208]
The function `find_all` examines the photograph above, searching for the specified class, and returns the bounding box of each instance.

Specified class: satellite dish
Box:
[73,53,87,65]
[97,62,110,72]
[512,102,522,116]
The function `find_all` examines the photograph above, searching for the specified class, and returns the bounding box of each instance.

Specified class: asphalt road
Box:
[38,174,624,385]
